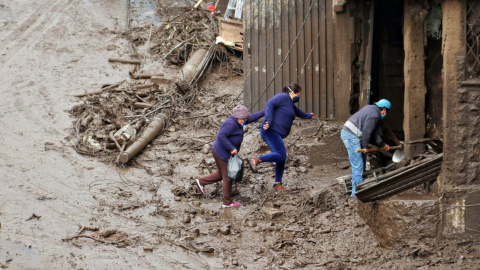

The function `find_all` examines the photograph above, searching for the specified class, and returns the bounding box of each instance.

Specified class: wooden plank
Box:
[319,0,327,119]
[281,0,290,90]
[219,19,244,50]
[274,0,283,96]
[296,0,306,110]
[243,0,252,108]
[304,0,313,113]
[326,0,335,118]
[252,0,260,111]
[288,0,297,88]
[312,0,320,116]
[266,0,275,103]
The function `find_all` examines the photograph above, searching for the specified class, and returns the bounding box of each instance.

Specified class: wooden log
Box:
[119,114,168,164]
[132,84,154,90]
[108,58,142,64]
[181,49,208,81]
[133,102,153,109]
[74,80,125,97]
[133,73,165,79]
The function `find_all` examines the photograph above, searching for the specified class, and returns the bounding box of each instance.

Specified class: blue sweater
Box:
[212,110,265,161]
[262,92,312,138]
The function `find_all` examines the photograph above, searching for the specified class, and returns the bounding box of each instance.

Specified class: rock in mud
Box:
[184,208,197,214]
[219,226,231,235]
[262,208,284,220]
[174,196,182,201]
[283,232,295,241]
[337,161,351,169]
[143,246,154,252]
[182,215,191,224]
[191,228,200,236]
[247,221,257,227]
[100,229,117,238]
[299,166,307,173]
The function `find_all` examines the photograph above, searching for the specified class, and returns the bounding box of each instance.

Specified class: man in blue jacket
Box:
[341,99,391,197]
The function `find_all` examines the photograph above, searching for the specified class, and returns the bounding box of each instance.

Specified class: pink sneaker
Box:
[196,179,205,194]
[222,202,240,208]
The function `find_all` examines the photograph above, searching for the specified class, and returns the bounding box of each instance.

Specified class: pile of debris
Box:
[68,1,244,164]
[150,2,218,65]
[69,77,199,162]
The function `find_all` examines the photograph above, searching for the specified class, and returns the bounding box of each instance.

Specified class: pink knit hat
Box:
[232,105,250,119]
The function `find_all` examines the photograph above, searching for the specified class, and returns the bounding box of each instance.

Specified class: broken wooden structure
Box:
[355,154,443,203]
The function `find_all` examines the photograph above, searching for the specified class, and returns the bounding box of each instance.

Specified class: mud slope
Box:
[0,0,222,269]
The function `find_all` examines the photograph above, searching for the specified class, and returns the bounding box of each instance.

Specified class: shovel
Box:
[355,145,405,163]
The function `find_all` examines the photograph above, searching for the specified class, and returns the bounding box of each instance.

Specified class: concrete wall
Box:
[403,0,428,158]
[440,0,480,236]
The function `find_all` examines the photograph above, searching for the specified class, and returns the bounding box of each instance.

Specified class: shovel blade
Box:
[392,149,404,163]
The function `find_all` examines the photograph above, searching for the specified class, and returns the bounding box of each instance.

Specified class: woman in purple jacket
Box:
[196,105,265,207]
[249,83,313,191]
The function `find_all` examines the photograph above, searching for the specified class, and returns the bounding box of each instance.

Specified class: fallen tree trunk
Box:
[119,114,168,164]
[181,48,208,81]
[108,58,142,64]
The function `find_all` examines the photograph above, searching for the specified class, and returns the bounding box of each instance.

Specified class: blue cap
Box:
[375,99,391,110]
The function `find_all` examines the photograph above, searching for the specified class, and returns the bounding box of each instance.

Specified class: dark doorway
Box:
[370,0,405,139]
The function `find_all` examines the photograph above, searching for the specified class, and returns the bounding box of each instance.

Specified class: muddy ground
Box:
[1,0,480,269]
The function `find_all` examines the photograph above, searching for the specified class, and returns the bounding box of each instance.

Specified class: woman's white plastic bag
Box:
[227,154,244,182]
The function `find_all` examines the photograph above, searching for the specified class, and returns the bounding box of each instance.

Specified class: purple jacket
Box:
[262,92,312,138]
[212,110,265,161]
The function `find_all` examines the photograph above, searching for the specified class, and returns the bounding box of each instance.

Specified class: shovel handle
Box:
[356,145,402,153]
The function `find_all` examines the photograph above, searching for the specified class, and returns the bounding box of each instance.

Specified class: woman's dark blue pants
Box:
[259,128,287,183]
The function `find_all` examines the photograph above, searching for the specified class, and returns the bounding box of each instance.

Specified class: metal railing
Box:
[466,0,480,79]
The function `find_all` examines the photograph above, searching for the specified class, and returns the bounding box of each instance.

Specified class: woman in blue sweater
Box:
[196,105,265,207]
[249,83,313,191]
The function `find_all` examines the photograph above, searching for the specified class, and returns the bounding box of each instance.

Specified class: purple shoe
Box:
[196,179,205,194]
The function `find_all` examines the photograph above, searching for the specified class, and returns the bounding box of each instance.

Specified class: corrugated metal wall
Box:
[243,0,336,118]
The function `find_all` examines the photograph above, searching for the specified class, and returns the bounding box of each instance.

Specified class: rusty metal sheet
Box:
[304,0,313,113]
[320,0,327,118]
[252,0,260,111]
[244,0,341,119]
[281,0,290,91]
[274,0,283,96]
[259,0,267,111]
[266,0,275,100]
[288,0,298,91]
[326,0,334,118]
[243,0,252,108]
[296,0,306,110]
[311,0,320,115]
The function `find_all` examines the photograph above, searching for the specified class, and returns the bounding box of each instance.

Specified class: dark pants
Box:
[258,128,287,183]
[198,150,233,205]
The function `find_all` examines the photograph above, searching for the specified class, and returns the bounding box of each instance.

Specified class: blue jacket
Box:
[262,92,312,138]
[212,110,265,161]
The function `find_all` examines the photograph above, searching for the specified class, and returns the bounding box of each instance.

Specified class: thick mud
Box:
[1,0,479,269]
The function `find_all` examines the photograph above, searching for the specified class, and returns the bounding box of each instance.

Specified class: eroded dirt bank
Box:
[0,0,480,270]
